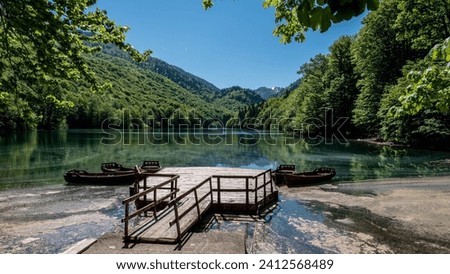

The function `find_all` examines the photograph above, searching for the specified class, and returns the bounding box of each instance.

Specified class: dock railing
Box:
[122,169,277,245]
[211,169,275,213]
[167,176,213,242]
[122,174,179,244]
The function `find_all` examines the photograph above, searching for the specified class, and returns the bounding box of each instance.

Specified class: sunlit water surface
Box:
[1,130,449,253]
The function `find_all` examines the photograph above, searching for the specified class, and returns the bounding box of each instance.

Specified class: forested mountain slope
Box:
[100,44,221,101]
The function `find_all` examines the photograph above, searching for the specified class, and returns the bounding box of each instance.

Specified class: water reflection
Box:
[1,129,450,189]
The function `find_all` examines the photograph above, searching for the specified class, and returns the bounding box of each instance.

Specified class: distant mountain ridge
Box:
[254,86,282,100]
[219,86,264,105]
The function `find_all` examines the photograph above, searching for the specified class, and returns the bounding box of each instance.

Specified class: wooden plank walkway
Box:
[134,195,212,243]
[122,167,278,245]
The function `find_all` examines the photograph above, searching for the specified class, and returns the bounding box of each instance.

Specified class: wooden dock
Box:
[122,167,278,245]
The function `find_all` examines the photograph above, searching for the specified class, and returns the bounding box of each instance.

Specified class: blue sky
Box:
[96,0,365,90]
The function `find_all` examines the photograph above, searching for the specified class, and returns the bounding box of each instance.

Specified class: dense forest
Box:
[238,0,450,149]
[1,0,449,149]
[0,43,264,130]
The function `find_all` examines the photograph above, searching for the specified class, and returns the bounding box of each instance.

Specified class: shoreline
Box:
[1,169,449,254]
[355,138,450,153]
[80,174,450,254]
[280,175,450,253]
[355,138,409,148]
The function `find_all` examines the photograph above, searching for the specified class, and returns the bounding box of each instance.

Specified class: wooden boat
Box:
[284,167,336,187]
[272,164,296,185]
[64,169,137,185]
[139,160,162,173]
[101,162,135,173]
[101,161,161,175]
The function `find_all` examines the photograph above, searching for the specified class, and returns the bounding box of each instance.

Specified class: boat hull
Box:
[284,167,336,187]
[273,170,295,185]
[140,160,162,174]
[64,170,137,185]
[272,165,296,185]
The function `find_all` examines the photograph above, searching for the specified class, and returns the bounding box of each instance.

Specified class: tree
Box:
[0,0,152,131]
[390,1,450,115]
[351,0,450,136]
[323,35,359,136]
[351,0,409,136]
[289,54,329,135]
[0,0,151,94]
[394,0,450,52]
[203,0,379,43]
[379,58,450,148]
[392,37,450,116]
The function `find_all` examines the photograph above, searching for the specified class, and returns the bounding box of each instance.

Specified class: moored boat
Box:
[272,164,296,185]
[284,167,336,187]
[64,169,137,185]
[101,162,135,173]
[139,160,162,173]
[99,161,162,180]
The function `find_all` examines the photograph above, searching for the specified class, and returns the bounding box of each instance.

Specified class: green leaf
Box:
[202,0,214,10]
[339,0,354,4]
[366,0,380,11]
[310,7,323,31]
[320,15,332,32]
[319,7,332,32]
[316,0,325,5]
[445,39,450,62]
[335,7,355,21]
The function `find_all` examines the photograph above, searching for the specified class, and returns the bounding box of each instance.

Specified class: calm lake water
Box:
[1,129,450,253]
[1,129,450,190]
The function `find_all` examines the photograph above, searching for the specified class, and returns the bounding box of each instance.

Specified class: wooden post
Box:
[194,189,201,218]
[174,178,178,198]
[143,177,148,217]
[173,201,181,242]
[209,177,213,202]
[254,177,258,205]
[124,202,129,247]
[263,173,267,200]
[246,178,249,210]
[269,170,273,193]
[217,177,221,205]
[153,188,157,218]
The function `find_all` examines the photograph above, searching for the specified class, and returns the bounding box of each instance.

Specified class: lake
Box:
[1,129,450,253]
[1,129,450,190]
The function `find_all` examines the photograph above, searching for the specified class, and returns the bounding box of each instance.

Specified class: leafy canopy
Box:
[203,0,380,43]
[393,37,450,115]
[0,0,151,91]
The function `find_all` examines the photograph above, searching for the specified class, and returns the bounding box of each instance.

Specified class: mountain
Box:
[254,87,282,100]
[97,44,265,113]
[100,44,220,101]
[64,50,236,128]
[1,41,275,130]
[65,48,269,129]
[216,86,264,109]
[139,58,221,101]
